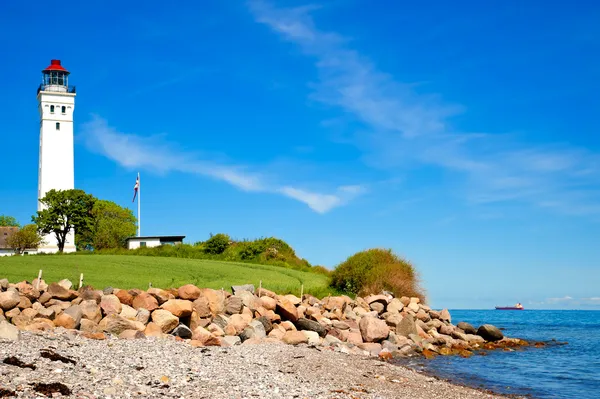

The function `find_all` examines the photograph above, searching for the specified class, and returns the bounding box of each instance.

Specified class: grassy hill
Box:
[0,255,334,297]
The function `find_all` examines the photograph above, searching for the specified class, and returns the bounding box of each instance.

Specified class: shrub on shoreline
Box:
[330,248,425,302]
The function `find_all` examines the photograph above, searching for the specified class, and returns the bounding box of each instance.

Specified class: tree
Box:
[33,189,96,253]
[6,224,44,254]
[204,233,231,255]
[77,200,137,250]
[0,215,20,227]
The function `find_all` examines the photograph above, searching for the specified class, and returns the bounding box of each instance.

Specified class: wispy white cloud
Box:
[249,1,600,216]
[546,295,574,303]
[81,115,361,213]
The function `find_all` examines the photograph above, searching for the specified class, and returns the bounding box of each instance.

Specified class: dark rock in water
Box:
[457,321,476,334]
[477,324,504,342]
[172,324,192,339]
[231,284,255,295]
[256,316,273,334]
[295,318,326,337]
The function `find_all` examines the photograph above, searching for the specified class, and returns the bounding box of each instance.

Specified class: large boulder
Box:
[396,314,418,337]
[144,322,164,337]
[236,291,260,311]
[227,314,249,334]
[120,305,138,320]
[57,279,73,290]
[239,320,266,342]
[282,330,308,345]
[302,330,320,345]
[0,320,19,341]
[275,296,298,322]
[47,283,75,300]
[231,284,255,295]
[415,309,431,322]
[192,297,212,318]
[147,288,171,304]
[79,287,102,303]
[17,284,40,301]
[64,305,83,327]
[359,316,389,343]
[99,314,138,335]
[321,296,348,312]
[136,308,151,325]
[199,289,226,315]
[151,310,179,333]
[114,290,133,306]
[178,284,201,300]
[387,298,404,313]
[161,299,193,318]
[0,291,20,311]
[260,296,277,311]
[457,321,476,334]
[295,318,326,337]
[100,295,122,315]
[54,313,78,329]
[172,324,193,339]
[255,316,273,334]
[132,293,158,311]
[439,309,452,323]
[191,327,221,346]
[477,324,504,342]
[225,296,244,314]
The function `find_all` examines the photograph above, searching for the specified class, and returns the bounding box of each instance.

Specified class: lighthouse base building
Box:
[37,59,77,254]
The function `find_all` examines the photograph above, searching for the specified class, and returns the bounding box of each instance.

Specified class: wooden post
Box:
[78,273,84,290]
[36,270,42,290]
[300,284,304,301]
[259,280,262,297]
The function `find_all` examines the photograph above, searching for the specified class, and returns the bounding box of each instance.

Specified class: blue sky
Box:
[1,0,599,309]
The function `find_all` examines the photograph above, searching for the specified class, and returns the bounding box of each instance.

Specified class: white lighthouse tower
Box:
[37,59,76,253]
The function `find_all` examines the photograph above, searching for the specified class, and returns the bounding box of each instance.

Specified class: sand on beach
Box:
[0,331,512,399]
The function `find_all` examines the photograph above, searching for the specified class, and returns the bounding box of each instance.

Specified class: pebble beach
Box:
[0,331,511,399]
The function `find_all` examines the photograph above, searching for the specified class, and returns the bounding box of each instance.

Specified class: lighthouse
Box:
[37,59,76,253]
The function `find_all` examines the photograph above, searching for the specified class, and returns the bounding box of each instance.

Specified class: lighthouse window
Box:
[56,122,60,130]
[50,105,55,113]
[61,106,66,114]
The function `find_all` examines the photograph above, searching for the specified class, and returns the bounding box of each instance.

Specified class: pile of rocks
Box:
[0,278,527,359]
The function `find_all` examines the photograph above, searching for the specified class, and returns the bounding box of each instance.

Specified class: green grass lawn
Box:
[0,255,334,298]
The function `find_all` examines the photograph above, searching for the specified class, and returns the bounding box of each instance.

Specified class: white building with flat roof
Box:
[126,235,185,250]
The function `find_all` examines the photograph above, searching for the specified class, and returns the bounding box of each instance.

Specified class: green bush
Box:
[203,233,230,255]
[330,248,425,302]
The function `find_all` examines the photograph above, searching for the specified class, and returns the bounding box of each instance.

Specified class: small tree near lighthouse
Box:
[33,189,95,253]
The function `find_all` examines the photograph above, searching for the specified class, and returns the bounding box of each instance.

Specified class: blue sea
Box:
[398,310,600,399]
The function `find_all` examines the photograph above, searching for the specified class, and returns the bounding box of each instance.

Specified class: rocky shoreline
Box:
[0,278,536,397]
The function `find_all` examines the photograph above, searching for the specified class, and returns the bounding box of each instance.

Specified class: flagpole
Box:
[137,172,141,237]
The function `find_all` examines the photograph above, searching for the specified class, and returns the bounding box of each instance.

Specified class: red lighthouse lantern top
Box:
[42,59,70,74]
[38,59,75,94]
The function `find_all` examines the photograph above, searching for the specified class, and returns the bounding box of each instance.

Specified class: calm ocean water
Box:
[398,310,600,399]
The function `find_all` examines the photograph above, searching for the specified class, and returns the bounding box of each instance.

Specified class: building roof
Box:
[0,226,18,249]
[42,59,69,74]
[126,235,186,242]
